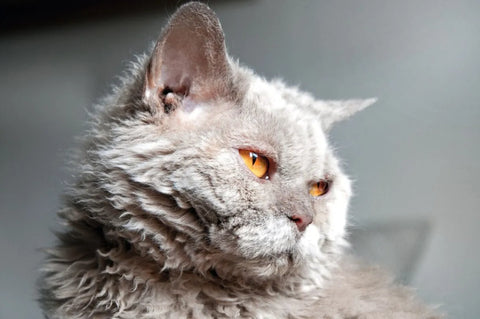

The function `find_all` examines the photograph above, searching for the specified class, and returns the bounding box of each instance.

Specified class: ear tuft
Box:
[318,98,377,130]
[144,2,231,110]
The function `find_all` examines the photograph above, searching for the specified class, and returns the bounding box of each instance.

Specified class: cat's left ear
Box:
[316,98,377,130]
[144,2,232,110]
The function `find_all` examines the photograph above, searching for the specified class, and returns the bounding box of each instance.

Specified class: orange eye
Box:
[309,180,330,197]
[239,149,270,179]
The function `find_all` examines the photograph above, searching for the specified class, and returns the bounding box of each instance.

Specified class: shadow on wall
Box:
[349,219,431,284]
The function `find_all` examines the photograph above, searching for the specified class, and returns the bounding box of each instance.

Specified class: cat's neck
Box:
[59,204,337,294]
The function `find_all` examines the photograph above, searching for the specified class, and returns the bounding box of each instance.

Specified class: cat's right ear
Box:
[143,2,232,112]
[317,98,377,130]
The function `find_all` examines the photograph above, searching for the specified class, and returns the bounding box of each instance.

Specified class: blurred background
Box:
[1,0,479,318]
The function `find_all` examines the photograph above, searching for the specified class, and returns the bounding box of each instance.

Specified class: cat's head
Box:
[91,2,375,281]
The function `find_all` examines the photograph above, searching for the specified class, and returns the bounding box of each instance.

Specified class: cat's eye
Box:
[309,180,330,197]
[239,149,270,179]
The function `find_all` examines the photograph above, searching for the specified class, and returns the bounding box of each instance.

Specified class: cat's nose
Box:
[288,213,313,232]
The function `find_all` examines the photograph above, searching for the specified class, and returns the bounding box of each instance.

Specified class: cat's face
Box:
[100,3,374,278]
[159,78,352,261]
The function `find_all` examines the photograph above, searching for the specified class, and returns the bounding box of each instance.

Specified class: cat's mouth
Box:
[206,220,301,261]
[200,243,302,283]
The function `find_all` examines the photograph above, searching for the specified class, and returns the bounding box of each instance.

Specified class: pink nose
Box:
[289,214,313,232]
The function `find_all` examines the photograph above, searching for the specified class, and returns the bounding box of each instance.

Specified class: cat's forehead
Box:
[243,76,321,125]
[241,76,325,135]
[234,75,330,171]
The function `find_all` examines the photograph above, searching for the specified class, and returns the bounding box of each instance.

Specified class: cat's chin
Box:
[196,249,301,285]
[207,222,297,261]
[196,224,328,283]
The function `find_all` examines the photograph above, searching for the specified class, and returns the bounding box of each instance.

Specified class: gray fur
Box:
[38,2,442,318]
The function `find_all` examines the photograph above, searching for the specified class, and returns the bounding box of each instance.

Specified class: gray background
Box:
[1,0,479,318]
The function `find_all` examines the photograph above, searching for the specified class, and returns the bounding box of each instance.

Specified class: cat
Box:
[38,2,442,318]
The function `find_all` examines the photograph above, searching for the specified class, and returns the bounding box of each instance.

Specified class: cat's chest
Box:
[139,275,323,319]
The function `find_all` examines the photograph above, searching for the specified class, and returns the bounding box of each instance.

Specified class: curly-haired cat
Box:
[38,2,442,318]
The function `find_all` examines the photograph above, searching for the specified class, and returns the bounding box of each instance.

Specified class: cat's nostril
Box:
[288,214,313,232]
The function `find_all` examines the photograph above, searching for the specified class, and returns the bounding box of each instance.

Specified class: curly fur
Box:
[38,2,443,318]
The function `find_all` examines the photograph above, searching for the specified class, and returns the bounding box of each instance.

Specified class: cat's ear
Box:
[317,98,377,130]
[144,2,232,109]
